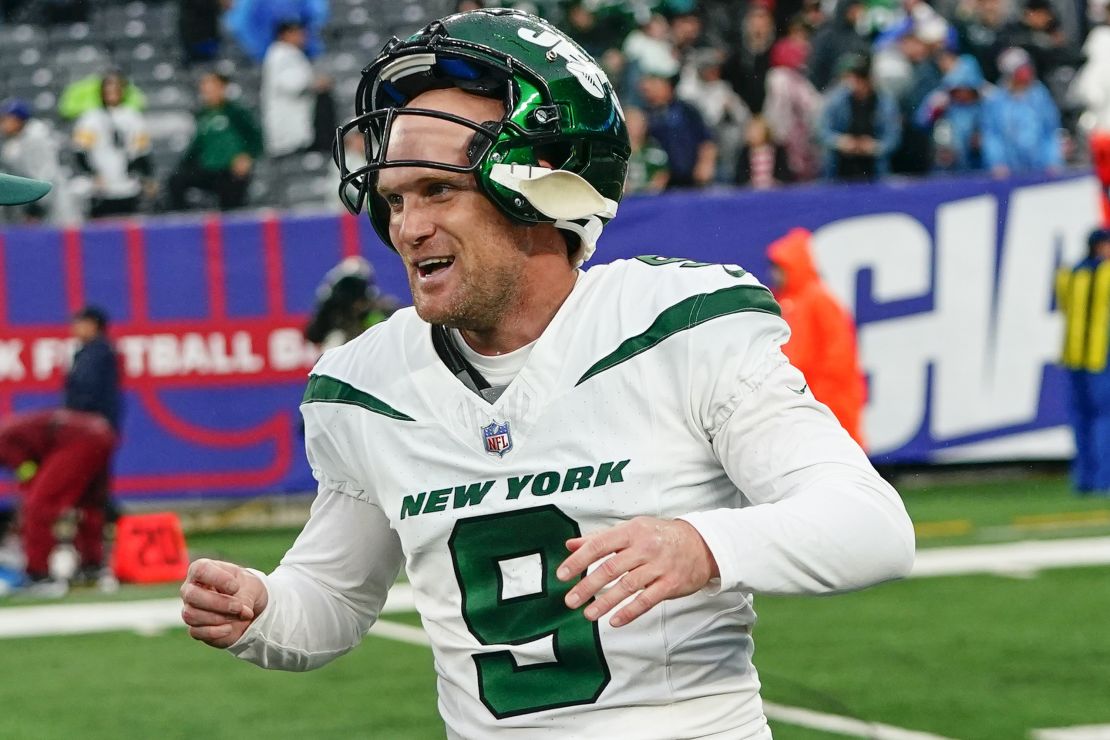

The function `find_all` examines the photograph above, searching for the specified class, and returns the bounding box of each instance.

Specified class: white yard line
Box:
[366,618,430,647]
[6,537,1110,639]
[0,598,188,639]
[0,583,416,640]
[909,536,1110,578]
[6,536,1110,639]
[1031,726,1110,740]
[762,702,956,740]
[3,538,1110,740]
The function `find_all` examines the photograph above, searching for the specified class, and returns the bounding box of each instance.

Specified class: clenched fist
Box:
[180,558,268,648]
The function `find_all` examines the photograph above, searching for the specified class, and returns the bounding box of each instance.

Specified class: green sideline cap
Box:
[0,172,51,205]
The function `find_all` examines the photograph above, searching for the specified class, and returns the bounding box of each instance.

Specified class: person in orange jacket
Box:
[766,227,868,448]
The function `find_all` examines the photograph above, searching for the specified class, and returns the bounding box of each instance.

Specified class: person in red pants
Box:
[0,409,117,594]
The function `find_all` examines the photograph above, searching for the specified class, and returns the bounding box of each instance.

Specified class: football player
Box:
[181,10,915,738]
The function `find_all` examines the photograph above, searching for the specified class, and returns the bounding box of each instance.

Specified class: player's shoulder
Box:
[300,310,424,454]
[308,306,422,392]
[582,256,779,320]
[564,257,786,389]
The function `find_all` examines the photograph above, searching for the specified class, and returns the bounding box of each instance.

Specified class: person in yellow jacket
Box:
[767,227,868,448]
[1056,227,1110,495]
[57,71,145,120]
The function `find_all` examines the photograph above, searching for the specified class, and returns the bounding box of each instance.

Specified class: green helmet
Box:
[333,8,630,265]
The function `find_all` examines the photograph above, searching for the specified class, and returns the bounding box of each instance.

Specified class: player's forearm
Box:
[227,488,404,671]
[692,353,915,594]
[681,468,915,595]
[226,564,376,671]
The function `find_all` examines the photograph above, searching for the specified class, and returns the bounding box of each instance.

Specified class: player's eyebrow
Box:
[376,171,470,197]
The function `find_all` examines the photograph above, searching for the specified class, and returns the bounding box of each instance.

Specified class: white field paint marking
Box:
[1032,726,1110,739]
[763,702,955,740]
[366,619,429,647]
[5,537,1110,639]
[4,539,1110,740]
[0,583,416,640]
[909,536,1110,578]
[0,598,188,639]
[6,538,1110,639]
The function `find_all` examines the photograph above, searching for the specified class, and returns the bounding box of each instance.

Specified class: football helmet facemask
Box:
[333,8,630,265]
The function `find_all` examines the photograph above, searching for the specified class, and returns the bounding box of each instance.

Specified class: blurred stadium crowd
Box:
[1,0,1109,226]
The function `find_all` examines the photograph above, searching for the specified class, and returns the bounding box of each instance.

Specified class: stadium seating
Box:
[0,0,454,214]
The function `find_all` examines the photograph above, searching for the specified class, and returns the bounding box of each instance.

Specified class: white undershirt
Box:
[449,328,536,388]
[446,272,584,388]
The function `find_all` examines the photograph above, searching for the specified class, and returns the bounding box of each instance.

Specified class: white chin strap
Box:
[489,163,618,267]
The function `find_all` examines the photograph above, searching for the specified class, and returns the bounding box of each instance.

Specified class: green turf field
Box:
[897,470,1110,546]
[2,474,1108,739]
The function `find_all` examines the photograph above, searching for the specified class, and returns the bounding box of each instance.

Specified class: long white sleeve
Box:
[227,488,404,670]
[227,401,405,671]
[679,315,915,595]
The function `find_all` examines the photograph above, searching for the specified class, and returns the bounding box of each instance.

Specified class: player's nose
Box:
[393,201,436,251]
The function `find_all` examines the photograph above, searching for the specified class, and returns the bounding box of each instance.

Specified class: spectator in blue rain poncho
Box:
[980,47,1062,176]
[224,0,328,62]
[915,55,989,173]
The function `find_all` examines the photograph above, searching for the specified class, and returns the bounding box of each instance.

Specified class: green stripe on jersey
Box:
[576,284,781,386]
[302,374,415,421]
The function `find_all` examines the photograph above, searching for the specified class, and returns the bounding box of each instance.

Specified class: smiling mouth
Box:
[416,256,455,278]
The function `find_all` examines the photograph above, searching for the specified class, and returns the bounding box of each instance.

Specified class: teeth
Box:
[417,257,453,268]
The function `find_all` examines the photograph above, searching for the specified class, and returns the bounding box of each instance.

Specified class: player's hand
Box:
[180,558,267,648]
[556,517,719,628]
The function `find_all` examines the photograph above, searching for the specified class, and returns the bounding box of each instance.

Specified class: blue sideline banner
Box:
[0,172,1097,501]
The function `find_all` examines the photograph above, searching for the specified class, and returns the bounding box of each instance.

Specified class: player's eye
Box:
[426,182,454,198]
[384,193,403,211]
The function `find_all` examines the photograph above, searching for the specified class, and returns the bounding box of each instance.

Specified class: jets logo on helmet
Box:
[517,28,608,99]
[332,8,631,266]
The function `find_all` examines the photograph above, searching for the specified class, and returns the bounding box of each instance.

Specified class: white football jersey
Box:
[230,257,914,739]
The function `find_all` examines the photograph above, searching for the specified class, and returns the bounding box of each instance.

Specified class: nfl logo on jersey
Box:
[481,420,513,457]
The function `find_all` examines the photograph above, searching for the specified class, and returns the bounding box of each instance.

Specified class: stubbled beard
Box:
[411,258,521,332]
